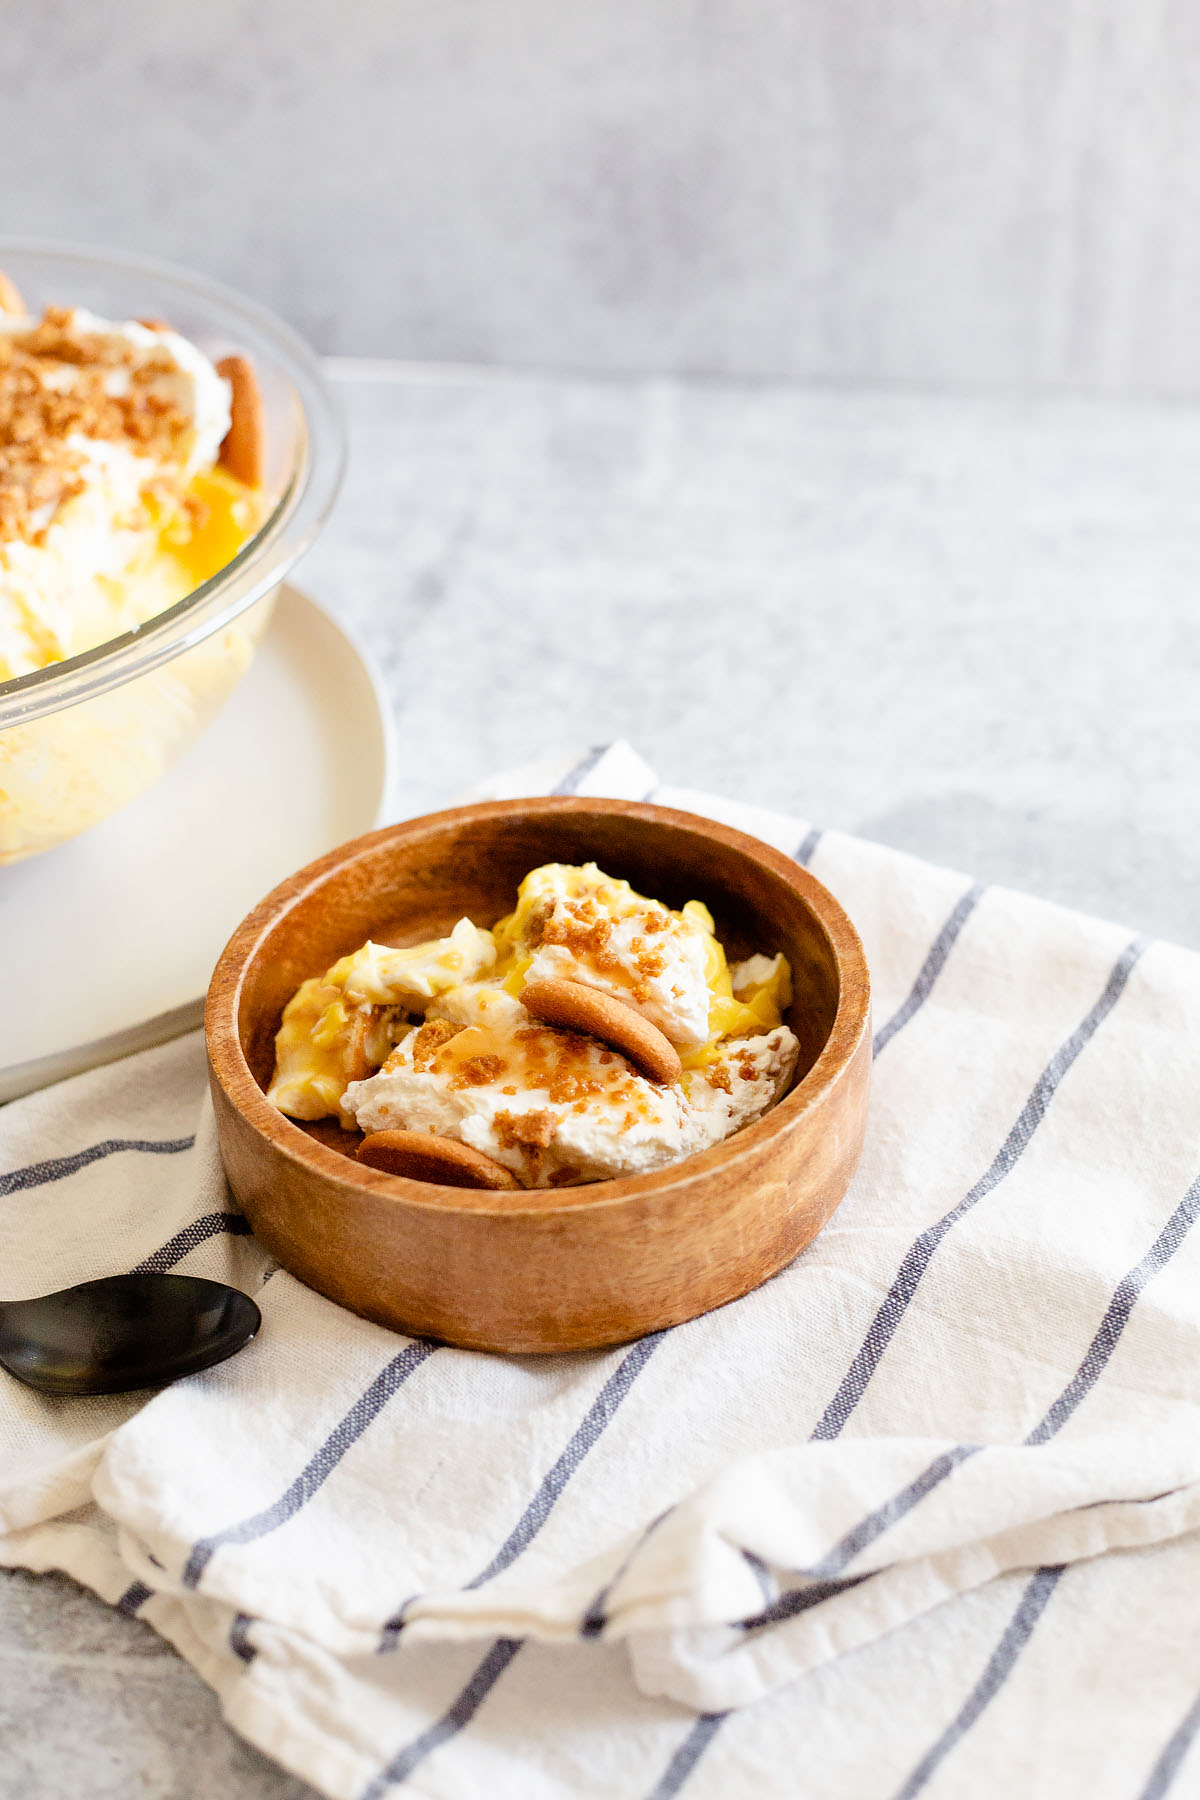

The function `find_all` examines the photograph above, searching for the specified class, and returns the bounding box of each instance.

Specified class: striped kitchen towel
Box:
[4,740,1200,1800]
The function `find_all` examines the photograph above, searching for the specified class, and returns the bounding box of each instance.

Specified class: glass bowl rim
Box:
[0,237,345,729]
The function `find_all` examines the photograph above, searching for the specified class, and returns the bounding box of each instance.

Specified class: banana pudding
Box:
[0,268,267,861]
[267,861,800,1189]
[0,297,260,681]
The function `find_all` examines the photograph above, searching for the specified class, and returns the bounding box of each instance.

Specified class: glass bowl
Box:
[0,240,344,864]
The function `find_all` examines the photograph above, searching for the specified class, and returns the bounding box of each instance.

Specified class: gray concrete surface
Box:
[7,0,1200,395]
[4,358,1200,1796]
[307,362,1200,950]
[0,1569,314,1799]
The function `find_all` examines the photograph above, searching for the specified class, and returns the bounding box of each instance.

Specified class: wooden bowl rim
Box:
[205,796,871,1219]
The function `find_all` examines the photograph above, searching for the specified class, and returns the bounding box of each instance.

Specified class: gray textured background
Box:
[8,0,1200,391]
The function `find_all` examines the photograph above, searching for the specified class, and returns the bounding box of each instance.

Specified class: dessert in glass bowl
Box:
[0,242,342,864]
[267,860,800,1189]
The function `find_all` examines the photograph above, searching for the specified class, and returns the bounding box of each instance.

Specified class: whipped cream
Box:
[0,308,235,680]
[500,862,713,1047]
[343,989,798,1187]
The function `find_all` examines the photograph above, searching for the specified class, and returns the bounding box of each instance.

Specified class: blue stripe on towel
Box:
[812,935,1147,1440]
[792,827,823,867]
[872,883,985,1058]
[1,1136,195,1198]
[1137,1691,1200,1800]
[132,1212,253,1273]
[359,1640,524,1798]
[182,1341,437,1589]
[891,1567,1066,1800]
[380,1331,666,1649]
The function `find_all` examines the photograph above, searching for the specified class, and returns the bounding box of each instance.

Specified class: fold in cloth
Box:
[4,741,1200,1800]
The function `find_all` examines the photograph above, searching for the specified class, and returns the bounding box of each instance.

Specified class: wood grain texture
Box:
[206,797,871,1353]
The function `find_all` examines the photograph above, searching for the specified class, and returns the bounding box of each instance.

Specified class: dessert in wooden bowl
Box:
[205,798,871,1353]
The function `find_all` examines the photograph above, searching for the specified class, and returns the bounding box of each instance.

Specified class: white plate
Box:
[0,585,394,1102]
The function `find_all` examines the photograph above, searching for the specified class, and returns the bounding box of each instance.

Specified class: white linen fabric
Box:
[4,741,1200,1800]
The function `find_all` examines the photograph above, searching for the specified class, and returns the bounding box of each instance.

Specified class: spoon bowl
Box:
[0,1272,261,1396]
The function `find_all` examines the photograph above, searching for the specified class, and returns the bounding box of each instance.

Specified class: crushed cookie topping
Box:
[539,897,622,971]
[411,1017,464,1071]
[427,1019,645,1109]
[452,1053,509,1089]
[0,308,197,543]
[493,1109,557,1150]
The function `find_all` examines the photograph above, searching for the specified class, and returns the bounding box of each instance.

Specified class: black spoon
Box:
[0,1273,261,1396]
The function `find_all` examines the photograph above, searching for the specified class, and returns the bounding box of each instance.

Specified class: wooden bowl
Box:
[205,798,871,1353]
